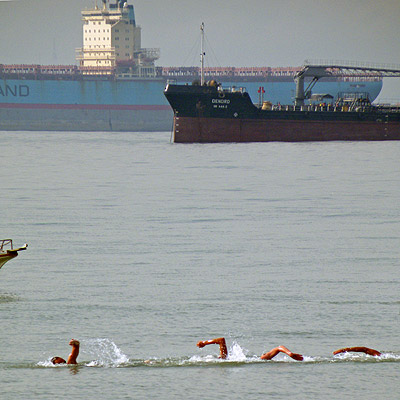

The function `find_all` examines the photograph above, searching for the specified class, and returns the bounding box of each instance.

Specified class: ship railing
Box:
[77,66,116,77]
[219,86,247,94]
[76,47,116,62]
[0,64,79,76]
[264,104,379,113]
[78,66,115,73]
[114,65,157,79]
[375,104,400,112]
[304,59,400,71]
[342,76,382,82]
[0,239,13,252]
[137,48,160,64]
[159,66,302,78]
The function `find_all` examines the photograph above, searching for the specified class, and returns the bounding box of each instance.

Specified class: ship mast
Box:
[200,22,205,85]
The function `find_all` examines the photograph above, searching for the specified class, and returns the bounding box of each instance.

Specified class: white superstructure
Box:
[76,0,159,77]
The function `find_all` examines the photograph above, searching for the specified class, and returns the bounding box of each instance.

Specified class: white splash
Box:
[227,341,248,362]
[83,338,129,367]
[381,353,400,361]
[187,354,218,363]
[188,340,250,363]
[37,360,60,367]
[332,351,400,362]
[301,355,316,362]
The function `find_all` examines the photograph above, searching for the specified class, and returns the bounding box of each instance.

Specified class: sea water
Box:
[0,131,399,399]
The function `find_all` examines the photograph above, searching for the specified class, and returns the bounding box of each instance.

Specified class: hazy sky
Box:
[1,0,400,100]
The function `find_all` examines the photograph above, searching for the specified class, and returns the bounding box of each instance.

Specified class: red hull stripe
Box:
[0,103,170,111]
[174,116,400,142]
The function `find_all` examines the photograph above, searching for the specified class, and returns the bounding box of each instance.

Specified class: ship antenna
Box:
[200,22,205,86]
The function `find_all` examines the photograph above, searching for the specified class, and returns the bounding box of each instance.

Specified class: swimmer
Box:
[196,337,303,361]
[333,346,381,357]
[51,339,80,364]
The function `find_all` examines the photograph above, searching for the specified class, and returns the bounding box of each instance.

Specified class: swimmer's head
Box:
[51,356,66,364]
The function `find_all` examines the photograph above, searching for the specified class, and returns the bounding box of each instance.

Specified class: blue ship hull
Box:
[0,77,383,131]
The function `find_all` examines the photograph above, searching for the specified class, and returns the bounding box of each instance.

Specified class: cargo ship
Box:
[0,0,384,132]
[164,75,400,143]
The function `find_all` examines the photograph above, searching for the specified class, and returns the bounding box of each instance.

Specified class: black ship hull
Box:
[164,84,400,143]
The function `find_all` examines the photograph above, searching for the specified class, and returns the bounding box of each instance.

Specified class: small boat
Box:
[0,239,28,269]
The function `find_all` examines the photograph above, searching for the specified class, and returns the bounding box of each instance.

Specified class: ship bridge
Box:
[294,61,400,106]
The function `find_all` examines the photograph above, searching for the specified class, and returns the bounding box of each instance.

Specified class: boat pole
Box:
[295,75,305,106]
[200,22,205,85]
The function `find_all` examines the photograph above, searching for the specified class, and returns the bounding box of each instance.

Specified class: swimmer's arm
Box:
[197,337,228,359]
[260,345,303,361]
[67,339,80,364]
[333,347,381,356]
